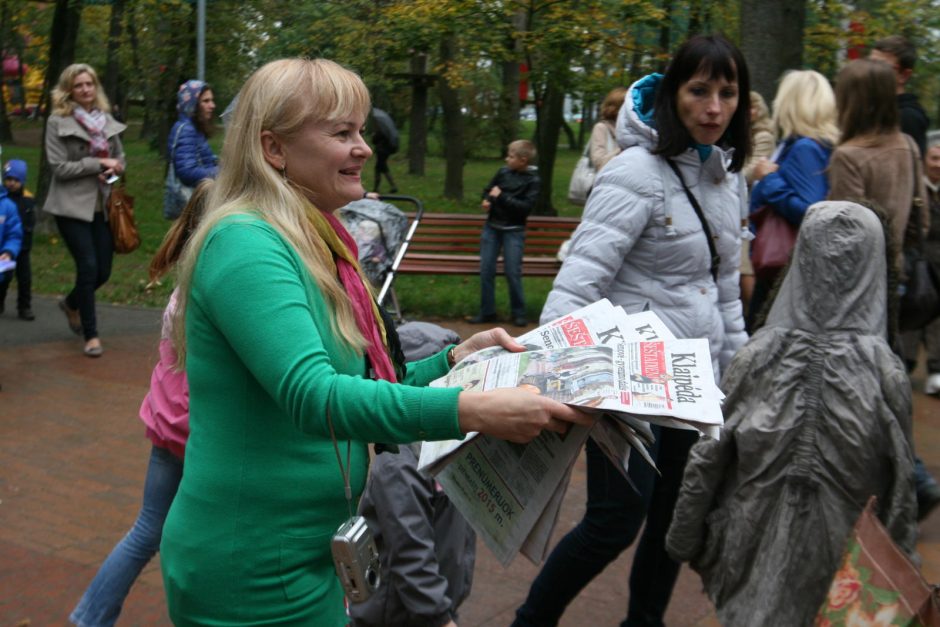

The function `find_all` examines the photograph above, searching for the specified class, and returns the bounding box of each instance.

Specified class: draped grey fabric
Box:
[666,201,917,627]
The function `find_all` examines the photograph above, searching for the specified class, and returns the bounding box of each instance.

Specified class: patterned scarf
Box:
[306,203,397,383]
[72,107,110,157]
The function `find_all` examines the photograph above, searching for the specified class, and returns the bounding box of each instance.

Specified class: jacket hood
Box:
[3,159,26,184]
[616,73,662,152]
[765,200,887,335]
[177,79,209,119]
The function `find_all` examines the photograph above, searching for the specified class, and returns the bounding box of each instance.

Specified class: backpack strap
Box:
[169,122,186,158]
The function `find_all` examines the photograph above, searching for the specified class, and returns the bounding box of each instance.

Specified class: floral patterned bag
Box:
[816,497,940,626]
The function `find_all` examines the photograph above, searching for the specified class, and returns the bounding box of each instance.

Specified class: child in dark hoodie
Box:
[472,139,540,327]
[0,159,34,320]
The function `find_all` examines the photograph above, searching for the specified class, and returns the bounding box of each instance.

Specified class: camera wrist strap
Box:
[326,408,355,519]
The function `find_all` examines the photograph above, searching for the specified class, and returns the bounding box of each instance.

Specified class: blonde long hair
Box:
[51,63,111,116]
[172,58,371,365]
[772,70,839,145]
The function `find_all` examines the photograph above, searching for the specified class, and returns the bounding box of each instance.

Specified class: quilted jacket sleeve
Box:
[750,137,830,226]
[0,199,22,259]
[717,174,748,371]
[172,121,218,187]
[541,172,656,322]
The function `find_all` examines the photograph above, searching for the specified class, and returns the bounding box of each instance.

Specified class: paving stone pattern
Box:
[1,296,937,626]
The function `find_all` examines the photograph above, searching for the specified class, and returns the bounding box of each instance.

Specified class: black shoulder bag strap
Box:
[666,159,720,282]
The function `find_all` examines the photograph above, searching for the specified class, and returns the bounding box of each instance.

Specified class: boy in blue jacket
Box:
[0,162,22,317]
[0,160,33,319]
[471,139,540,327]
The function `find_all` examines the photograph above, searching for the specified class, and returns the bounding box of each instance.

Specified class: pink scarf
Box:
[72,107,110,157]
[319,210,397,383]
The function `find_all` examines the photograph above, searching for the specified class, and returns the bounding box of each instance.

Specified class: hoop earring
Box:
[280,163,288,180]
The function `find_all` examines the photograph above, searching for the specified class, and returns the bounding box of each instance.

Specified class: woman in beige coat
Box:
[44,63,126,357]
[828,58,926,275]
[587,87,626,172]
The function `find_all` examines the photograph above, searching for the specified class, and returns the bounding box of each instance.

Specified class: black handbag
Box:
[899,138,940,331]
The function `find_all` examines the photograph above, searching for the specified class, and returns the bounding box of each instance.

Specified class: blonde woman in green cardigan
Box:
[159,58,592,626]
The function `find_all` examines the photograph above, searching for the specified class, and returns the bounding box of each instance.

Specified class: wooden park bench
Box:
[396,212,580,277]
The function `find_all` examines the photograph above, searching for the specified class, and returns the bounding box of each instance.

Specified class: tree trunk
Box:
[37,0,83,227]
[498,59,520,158]
[688,0,703,37]
[103,0,125,117]
[577,93,591,150]
[407,51,430,176]
[497,8,526,157]
[438,34,464,201]
[560,117,576,150]
[740,0,805,104]
[658,0,673,72]
[125,3,151,140]
[534,83,564,216]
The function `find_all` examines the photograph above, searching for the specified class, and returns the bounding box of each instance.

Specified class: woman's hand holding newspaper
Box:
[451,327,524,364]
[457,389,595,444]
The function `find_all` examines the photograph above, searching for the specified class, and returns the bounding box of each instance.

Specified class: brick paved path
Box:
[2,296,937,626]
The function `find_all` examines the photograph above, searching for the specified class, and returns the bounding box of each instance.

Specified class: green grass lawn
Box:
[9,116,584,320]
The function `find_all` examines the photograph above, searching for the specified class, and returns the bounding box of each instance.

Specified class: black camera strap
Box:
[666,159,720,282]
[327,409,355,519]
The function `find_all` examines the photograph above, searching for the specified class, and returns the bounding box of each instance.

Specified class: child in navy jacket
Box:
[471,139,540,327]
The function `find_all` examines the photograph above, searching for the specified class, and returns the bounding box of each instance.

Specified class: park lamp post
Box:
[197,0,205,81]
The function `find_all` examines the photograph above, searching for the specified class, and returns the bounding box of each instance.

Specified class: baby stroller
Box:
[338,195,425,321]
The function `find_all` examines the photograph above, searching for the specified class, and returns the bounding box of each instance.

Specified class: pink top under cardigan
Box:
[139,289,189,459]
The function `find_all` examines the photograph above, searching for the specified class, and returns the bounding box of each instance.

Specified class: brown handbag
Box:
[107,182,141,254]
[815,496,940,626]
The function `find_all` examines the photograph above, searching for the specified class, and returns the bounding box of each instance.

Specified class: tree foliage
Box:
[14,0,940,212]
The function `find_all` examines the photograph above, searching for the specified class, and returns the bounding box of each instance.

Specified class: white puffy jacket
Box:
[543,75,749,377]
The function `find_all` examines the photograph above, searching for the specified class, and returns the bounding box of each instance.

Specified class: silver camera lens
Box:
[366,566,380,589]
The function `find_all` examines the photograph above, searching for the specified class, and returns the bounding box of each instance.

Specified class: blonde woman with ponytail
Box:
[159,59,591,626]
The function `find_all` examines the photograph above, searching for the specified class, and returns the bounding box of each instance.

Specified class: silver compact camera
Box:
[331,515,381,603]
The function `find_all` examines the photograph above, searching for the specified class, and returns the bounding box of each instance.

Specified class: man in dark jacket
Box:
[470,139,540,327]
[871,35,940,521]
[871,35,930,156]
[371,108,398,194]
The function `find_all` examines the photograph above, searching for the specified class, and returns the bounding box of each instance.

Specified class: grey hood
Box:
[765,200,887,336]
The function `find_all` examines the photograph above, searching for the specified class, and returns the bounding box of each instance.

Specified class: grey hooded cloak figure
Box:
[665,200,917,626]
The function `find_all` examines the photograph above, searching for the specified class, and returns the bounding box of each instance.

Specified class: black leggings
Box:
[56,213,114,340]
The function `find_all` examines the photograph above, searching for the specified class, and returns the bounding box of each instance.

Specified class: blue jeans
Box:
[513,427,699,627]
[56,213,114,341]
[479,224,525,319]
[70,446,183,627]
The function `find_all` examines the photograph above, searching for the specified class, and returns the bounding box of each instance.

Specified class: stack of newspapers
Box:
[418,299,724,566]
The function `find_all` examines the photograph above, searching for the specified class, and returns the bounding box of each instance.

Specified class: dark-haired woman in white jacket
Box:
[513,34,750,627]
